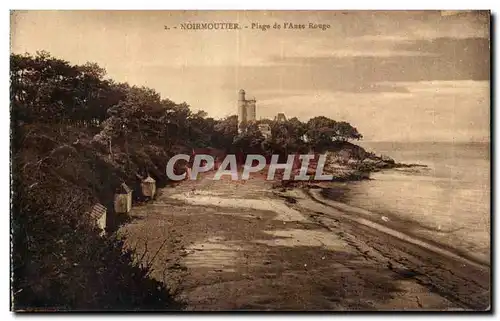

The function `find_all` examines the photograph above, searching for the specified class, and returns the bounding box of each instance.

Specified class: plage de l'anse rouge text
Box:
[172,22,331,31]
[252,22,331,31]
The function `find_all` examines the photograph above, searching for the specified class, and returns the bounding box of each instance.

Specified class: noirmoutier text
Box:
[164,22,331,31]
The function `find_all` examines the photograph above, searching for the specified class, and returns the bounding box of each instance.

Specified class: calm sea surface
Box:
[329,141,491,264]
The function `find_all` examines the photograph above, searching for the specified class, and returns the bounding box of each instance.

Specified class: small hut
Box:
[141,175,156,198]
[114,183,132,214]
[89,203,107,235]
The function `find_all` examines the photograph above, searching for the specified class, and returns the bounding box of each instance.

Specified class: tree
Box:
[10,52,113,125]
[334,121,363,142]
[306,116,337,152]
[212,115,238,151]
[265,118,308,157]
[233,122,265,154]
[306,116,363,152]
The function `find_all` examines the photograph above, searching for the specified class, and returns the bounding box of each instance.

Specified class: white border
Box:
[3,1,498,10]
[2,1,497,320]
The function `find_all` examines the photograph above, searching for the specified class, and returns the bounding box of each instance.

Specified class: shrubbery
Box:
[11,124,184,310]
[10,51,366,310]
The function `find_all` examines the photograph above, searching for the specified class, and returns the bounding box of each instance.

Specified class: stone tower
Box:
[246,98,256,122]
[237,89,257,132]
[238,89,247,131]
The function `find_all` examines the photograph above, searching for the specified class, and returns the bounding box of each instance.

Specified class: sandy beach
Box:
[118,173,490,311]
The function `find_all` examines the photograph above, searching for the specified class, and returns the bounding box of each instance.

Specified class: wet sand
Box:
[118,174,490,311]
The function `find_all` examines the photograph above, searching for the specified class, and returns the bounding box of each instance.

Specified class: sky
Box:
[10,10,490,142]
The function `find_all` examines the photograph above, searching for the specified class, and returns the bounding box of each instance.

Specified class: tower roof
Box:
[116,183,132,194]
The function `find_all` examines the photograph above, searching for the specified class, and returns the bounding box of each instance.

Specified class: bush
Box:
[11,124,183,311]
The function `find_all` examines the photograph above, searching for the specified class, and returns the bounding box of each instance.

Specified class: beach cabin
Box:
[141,175,156,198]
[89,203,107,235]
[114,183,132,214]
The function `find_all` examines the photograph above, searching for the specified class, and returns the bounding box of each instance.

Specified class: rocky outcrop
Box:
[323,142,427,181]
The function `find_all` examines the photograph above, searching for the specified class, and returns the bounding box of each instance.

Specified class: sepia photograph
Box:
[9,10,491,311]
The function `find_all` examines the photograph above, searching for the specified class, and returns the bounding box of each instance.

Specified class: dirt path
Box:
[118,174,490,311]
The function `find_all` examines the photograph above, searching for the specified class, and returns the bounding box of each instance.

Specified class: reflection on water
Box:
[324,142,490,263]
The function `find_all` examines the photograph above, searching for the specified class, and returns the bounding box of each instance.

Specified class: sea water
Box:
[330,141,490,265]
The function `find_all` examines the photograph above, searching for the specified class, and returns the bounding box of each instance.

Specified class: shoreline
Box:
[301,186,489,268]
[119,171,490,310]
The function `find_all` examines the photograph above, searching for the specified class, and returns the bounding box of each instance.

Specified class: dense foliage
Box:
[10,52,363,310]
[11,52,362,154]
